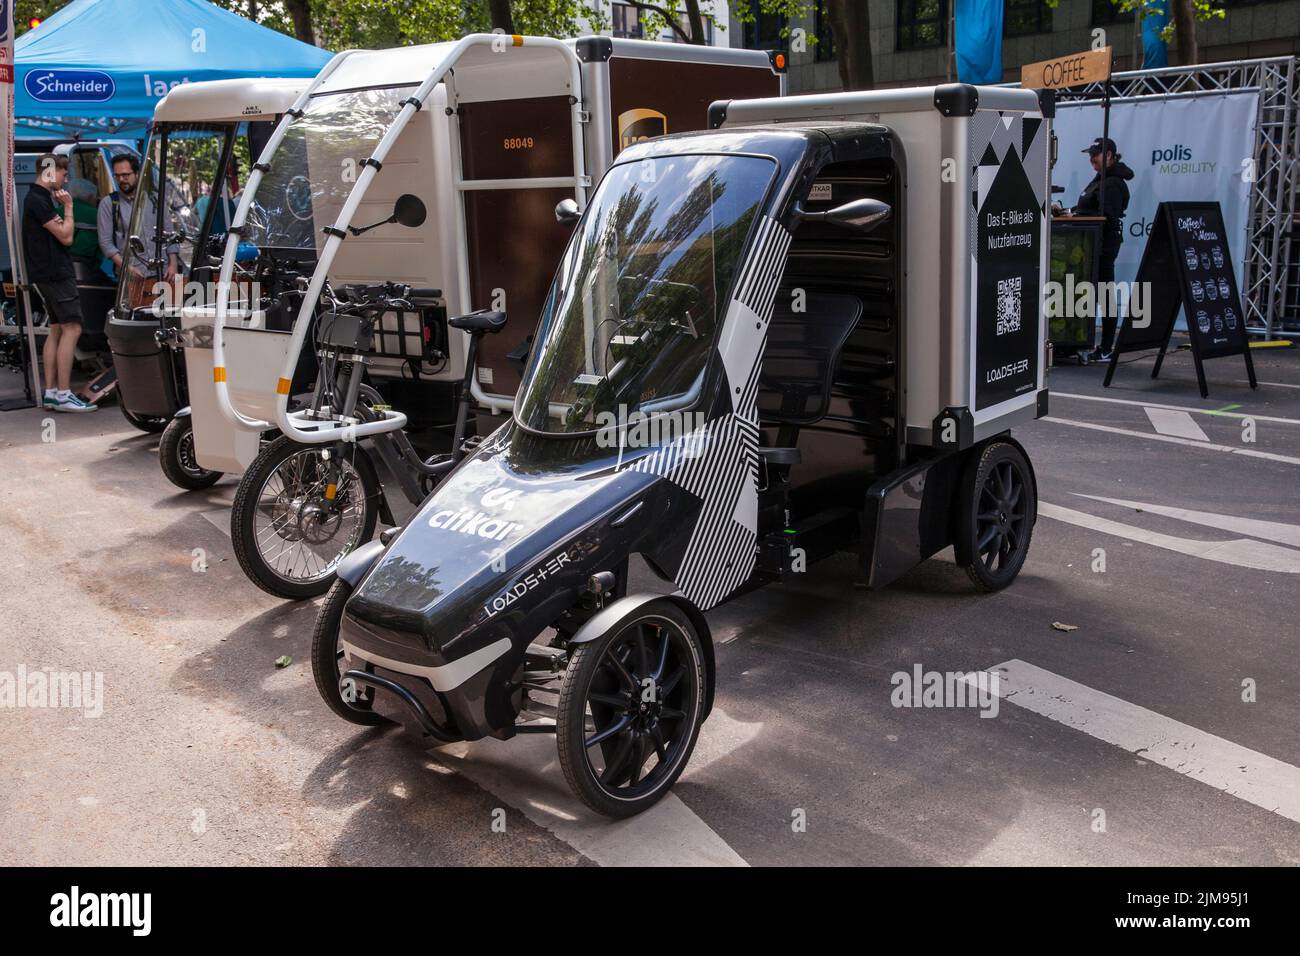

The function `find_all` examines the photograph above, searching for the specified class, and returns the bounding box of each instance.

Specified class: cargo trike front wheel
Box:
[231,435,379,600]
[312,580,390,726]
[557,599,707,818]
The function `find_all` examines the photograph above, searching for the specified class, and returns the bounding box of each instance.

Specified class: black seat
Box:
[449,310,507,334]
[754,290,862,472]
[757,291,863,425]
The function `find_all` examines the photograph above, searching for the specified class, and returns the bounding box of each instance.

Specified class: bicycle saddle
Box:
[449,310,507,334]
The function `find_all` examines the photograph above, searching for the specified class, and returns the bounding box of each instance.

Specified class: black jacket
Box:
[1074,160,1134,254]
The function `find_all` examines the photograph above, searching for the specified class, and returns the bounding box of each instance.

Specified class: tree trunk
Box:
[826,0,873,90]
[624,2,694,43]
[284,0,315,45]
[488,0,516,35]
[683,0,707,44]
[1172,0,1199,65]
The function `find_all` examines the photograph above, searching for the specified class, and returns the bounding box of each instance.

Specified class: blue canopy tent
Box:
[0,0,330,411]
[15,0,331,140]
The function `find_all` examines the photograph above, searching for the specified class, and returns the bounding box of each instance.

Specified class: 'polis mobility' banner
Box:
[1054,91,1258,298]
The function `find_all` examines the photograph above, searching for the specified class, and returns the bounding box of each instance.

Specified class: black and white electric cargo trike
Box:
[313,84,1053,817]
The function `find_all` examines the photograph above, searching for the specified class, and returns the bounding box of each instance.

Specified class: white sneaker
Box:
[42,389,59,407]
[54,390,97,413]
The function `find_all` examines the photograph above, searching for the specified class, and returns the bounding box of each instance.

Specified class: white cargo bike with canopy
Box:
[205,34,784,600]
[107,77,310,488]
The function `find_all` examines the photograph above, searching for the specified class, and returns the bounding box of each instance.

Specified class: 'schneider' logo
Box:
[24,69,115,103]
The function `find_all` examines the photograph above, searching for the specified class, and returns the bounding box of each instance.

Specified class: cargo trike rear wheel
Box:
[556,599,707,818]
[159,415,223,490]
[955,440,1036,592]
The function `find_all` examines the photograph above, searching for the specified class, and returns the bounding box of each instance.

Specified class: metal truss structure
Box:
[1055,57,1299,337]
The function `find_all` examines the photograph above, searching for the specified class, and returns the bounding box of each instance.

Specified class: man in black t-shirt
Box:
[22,152,96,412]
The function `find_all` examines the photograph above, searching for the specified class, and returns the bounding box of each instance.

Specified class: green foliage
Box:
[220,0,609,47]
[1044,1,1227,46]
[15,0,72,33]
[18,0,816,48]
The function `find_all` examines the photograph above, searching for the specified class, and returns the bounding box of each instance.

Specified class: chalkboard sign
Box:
[1104,201,1256,397]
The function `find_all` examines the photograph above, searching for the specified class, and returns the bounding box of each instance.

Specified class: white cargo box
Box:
[717,84,1052,447]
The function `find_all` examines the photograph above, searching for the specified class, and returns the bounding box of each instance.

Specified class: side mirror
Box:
[555,198,580,225]
[393,193,427,228]
[796,197,891,233]
[348,193,427,237]
[128,235,145,255]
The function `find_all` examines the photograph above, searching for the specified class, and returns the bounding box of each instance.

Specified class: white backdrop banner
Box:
[1055,91,1258,294]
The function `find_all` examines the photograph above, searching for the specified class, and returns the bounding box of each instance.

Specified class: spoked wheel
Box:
[955,440,1036,592]
[230,434,379,600]
[120,403,168,433]
[557,599,707,818]
[311,580,390,726]
[159,415,223,490]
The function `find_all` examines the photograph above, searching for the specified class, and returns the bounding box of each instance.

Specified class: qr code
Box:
[996,276,1022,335]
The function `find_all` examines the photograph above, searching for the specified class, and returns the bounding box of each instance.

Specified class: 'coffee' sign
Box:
[1021,48,1111,91]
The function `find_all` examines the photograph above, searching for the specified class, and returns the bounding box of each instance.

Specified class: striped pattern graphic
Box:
[631,216,790,609]
[732,215,792,317]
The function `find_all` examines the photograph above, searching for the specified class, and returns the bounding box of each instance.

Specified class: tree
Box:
[15,0,72,32]
[1064,1,1226,67]
[488,0,517,34]
[823,0,870,90]
[284,0,316,44]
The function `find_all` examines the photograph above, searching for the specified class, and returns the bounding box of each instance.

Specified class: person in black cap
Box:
[1071,137,1134,361]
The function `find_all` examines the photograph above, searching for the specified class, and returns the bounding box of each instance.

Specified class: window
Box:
[814,1,836,62]
[612,3,644,39]
[1005,0,1052,36]
[1091,0,1134,24]
[896,0,948,51]
[743,0,787,49]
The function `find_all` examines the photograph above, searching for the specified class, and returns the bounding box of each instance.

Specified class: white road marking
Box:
[1144,407,1208,441]
[1259,381,1300,390]
[1054,391,1300,427]
[1042,416,1300,466]
[968,660,1300,825]
[1076,495,1300,548]
[1039,501,1300,572]
[432,708,757,867]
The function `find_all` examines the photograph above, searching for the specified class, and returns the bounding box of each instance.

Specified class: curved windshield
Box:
[514,154,775,434]
[242,86,416,252]
[116,124,228,314]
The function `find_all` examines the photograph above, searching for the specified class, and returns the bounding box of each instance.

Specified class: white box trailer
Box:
[713,83,1053,449]
[210,34,784,445]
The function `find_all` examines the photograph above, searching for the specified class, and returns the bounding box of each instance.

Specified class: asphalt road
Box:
[1,340,1297,866]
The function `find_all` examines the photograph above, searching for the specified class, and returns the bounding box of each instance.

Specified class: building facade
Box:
[586,1,734,47]
[729,0,1300,93]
